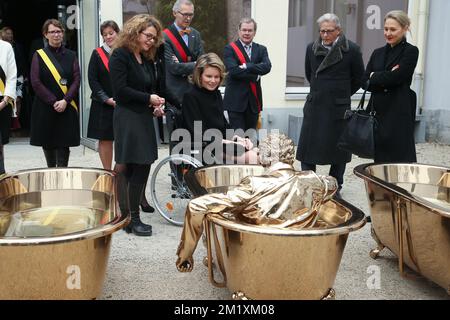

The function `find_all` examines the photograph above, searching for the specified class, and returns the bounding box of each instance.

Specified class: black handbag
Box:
[337,88,377,159]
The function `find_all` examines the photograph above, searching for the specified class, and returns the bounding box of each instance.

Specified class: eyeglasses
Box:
[319,29,336,34]
[47,30,63,35]
[141,32,157,41]
[177,11,194,19]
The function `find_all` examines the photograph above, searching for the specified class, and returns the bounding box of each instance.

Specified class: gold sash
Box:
[36,49,78,111]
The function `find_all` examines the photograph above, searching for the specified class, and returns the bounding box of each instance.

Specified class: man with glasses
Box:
[163,0,204,108]
[296,13,364,198]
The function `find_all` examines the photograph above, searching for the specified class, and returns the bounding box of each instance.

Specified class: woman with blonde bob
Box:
[182,53,255,164]
[109,14,168,236]
[364,10,419,163]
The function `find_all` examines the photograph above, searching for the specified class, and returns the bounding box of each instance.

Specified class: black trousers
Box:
[301,162,346,188]
[228,102,258,133]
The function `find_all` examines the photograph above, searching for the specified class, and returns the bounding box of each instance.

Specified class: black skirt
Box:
[87,100,114,140]
[0,102,12,145]
[113,106,158,165]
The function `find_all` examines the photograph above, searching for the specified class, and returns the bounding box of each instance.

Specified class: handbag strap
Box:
[357,87,375,115]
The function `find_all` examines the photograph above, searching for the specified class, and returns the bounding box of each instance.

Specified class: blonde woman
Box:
[109,14,167,236]
[181,52,255,164]
[364,10,419,163]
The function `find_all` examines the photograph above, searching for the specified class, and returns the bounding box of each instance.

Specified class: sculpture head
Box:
[258,133,295,167]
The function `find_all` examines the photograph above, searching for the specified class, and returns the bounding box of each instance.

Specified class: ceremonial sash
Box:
[163,28,189,63]
[229,42,261,113]
[0,65,5,96]
[36,49,78,112]
[96,47,109,72]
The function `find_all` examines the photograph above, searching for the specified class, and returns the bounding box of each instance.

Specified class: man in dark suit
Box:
[223,18,271,134]
[163,0,204,107]
[296,13,364,195]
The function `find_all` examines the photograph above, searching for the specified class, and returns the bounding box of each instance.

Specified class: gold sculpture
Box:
[176,133,338,272]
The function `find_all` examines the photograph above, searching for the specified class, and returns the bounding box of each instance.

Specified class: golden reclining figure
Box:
[176,133,338,272]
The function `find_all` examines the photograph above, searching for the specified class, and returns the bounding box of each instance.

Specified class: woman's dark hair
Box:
[100,20,120,35]
[42,19,65,35]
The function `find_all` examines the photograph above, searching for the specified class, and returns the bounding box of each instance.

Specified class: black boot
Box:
[124,211,152,236]
[125,183,152,236]
[43,148,57,168]
[56,147,70,167]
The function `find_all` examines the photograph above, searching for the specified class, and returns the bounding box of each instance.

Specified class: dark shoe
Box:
[140,202,155,213]
[124,211,152,236]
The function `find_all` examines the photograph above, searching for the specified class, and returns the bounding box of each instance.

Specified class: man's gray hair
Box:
[238,17,257,31]
[173,0,194,12]
[317,13,341,28]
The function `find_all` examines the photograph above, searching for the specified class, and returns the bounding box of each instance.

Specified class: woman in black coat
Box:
[364,10,419,163]
[109,14,166,237]
[87,20,120,170]
[30,19,80,168]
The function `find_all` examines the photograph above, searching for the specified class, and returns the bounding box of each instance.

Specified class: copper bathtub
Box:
[0,168,129,299]
[186,165,366,300]
[354,163,450,294]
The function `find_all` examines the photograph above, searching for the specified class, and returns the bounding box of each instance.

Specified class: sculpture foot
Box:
[321,288,336,300]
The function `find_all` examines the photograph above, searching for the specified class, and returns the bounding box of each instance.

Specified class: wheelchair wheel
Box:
[150,154,203,226]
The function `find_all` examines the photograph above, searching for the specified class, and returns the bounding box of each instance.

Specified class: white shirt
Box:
[0,40,17,100]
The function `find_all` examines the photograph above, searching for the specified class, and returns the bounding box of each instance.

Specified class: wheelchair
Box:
[149,106,204,226]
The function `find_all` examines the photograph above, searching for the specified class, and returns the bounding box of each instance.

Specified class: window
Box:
[122,0,252,59]
[289,0,306,27]
[286,0,408,88]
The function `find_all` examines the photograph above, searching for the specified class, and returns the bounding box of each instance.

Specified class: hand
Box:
[150,94,165,107]
[0,100,6,111]
[153,106,165,117]
[172,55,179,63]
[243,138,254,150]
[238,63,247,69]
[53,99,68,113]
[106,98,116,107]
[391,64,400,71]
[176,257,193,272]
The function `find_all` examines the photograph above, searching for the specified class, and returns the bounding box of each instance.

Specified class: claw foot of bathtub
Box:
[203,256,215,268]
[370,245,385,259]
[321,288,336,300]
[232,291,250,300]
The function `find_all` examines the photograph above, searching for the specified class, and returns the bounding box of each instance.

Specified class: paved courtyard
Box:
[4,139,450,300]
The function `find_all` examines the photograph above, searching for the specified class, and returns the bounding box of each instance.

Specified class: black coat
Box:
[110,47,162,164]
[30,47,80,148]
[182,85,231,139]
[297,36,364,165]
[364,40,418,163]
[87,47,114,140]
[223,40,272,113]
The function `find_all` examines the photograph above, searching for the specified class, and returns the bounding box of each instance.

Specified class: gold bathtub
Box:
[186,165,366,300]
[0,168,129,300]
[354,163,450,295]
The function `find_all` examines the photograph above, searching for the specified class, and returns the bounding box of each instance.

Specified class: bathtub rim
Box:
[354,162,450,219]
[0,167,129,246]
